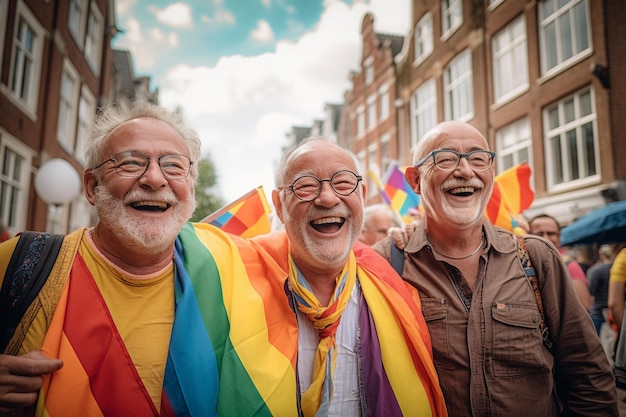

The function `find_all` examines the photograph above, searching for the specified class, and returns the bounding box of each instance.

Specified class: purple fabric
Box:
[359,292,403,416]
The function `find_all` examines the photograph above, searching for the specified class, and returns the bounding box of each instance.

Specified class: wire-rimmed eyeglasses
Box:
[414,149,495,172]
[92,151,193,180]
[281,169,363,202]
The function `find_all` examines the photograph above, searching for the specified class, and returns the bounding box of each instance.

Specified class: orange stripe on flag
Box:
[485,163,534,231]
[202,186,273,238]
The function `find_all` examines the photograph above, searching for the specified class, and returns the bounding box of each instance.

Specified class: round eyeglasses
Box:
[92,151,193,180]
[414,149,495,172]
[282,170,363,202]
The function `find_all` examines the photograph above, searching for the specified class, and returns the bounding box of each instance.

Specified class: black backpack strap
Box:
[0,231,64,352]
[389,238,405,277]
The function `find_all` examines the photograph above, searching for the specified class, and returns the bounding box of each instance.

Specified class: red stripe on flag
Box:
[64,255,158,416]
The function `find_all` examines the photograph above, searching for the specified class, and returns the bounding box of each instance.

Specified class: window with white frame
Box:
[0,132,33,233]
[57,61,80,153]
[442,0,463,39]
[492,15,528,104]
[8,2,45,116]
[367,94,377,130]
[68,0,88,48]
[414,13,433,64]
[356,105,366,138]
[444,49,473,121]
[495,117,532,172]
[75,87,96,165]
[379,85,390,121]
[539,0,591,76]
[411,79,437,148]
[84,2,103,74]
[364,56,374,85]
[543,87,597,188]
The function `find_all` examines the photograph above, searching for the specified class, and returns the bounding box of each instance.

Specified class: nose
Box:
[454,155,475,176]
[314,180,340,206]
[139,160,168,188]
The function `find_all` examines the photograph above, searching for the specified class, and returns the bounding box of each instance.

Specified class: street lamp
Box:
[34,158,81,233]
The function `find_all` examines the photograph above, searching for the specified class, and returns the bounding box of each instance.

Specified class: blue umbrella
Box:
[560,200,626,246]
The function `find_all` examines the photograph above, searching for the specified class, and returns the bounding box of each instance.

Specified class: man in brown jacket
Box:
[374,121,617,416]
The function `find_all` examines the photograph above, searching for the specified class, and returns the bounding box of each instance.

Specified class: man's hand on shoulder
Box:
[388,221,419,250]
[0,351,63,412]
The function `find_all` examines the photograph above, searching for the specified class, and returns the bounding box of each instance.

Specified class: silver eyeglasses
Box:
[92,151,193,180]
[415,149,495,172]
[282,170,363,202]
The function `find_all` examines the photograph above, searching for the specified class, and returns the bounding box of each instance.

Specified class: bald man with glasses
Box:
[373,121,617,417]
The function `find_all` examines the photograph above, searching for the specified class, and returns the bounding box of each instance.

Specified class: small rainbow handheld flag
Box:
[485,163,534,233]
[202,186,272,238]
[374,163,420,223]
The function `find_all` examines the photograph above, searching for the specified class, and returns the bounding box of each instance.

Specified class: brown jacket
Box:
[374,220,617,417]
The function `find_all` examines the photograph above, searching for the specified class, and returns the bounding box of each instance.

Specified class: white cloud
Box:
[116,0,136,16]
[149,3,193,29]
[261,0,271,7]
[148,28,178,46]
[250,20,274,43]
[116,18,155,69]
[158,0,410,203]
[201,9,236,25]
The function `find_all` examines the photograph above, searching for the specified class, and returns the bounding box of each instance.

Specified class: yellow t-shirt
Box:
[610,248,626,283]
[15,231,174,407]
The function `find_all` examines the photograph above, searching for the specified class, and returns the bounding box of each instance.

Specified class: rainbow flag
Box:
[250,232,448,417]
[202,186,272,238]
[34,224,446,416]
[485,163,534,233]
[377,164,420,223]
[37,223,298,416]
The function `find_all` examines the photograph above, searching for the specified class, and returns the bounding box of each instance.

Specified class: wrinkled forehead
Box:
[416,122,488,160]
[286,141,357,178]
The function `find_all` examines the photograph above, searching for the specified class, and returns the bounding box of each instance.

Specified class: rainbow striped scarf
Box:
[288,254,356,416]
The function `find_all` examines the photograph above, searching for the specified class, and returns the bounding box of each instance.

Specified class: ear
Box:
[271,189,284,224]
[83,169,98,206]
[360,180,368,201]
[405,166,421,194]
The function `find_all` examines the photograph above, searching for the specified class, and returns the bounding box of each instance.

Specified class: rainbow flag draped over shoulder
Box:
[202,186,272,238]
[37,223,298,416]
[251,233,447,417]
[485,163,534,234]
[370,163,420,223]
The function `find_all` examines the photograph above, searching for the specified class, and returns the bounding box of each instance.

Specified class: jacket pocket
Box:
[422,298,454,370]
[491,301,548,377]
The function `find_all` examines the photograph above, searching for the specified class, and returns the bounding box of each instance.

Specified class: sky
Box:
[113,0,411,210]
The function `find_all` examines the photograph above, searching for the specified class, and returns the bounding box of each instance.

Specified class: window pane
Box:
[579,91,591,116]
[583,122,596,176]
[558,13,573,61]
[563,98,575,123]
[544,22,557,70]
[566,129,578,179]
[573,2,589,51]
[550,136,563,184]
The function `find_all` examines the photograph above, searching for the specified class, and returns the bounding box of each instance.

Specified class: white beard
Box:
[93,184,196,255]
[280,198,363,269]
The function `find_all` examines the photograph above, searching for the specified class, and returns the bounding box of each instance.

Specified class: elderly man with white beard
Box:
[0,101,210,416]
